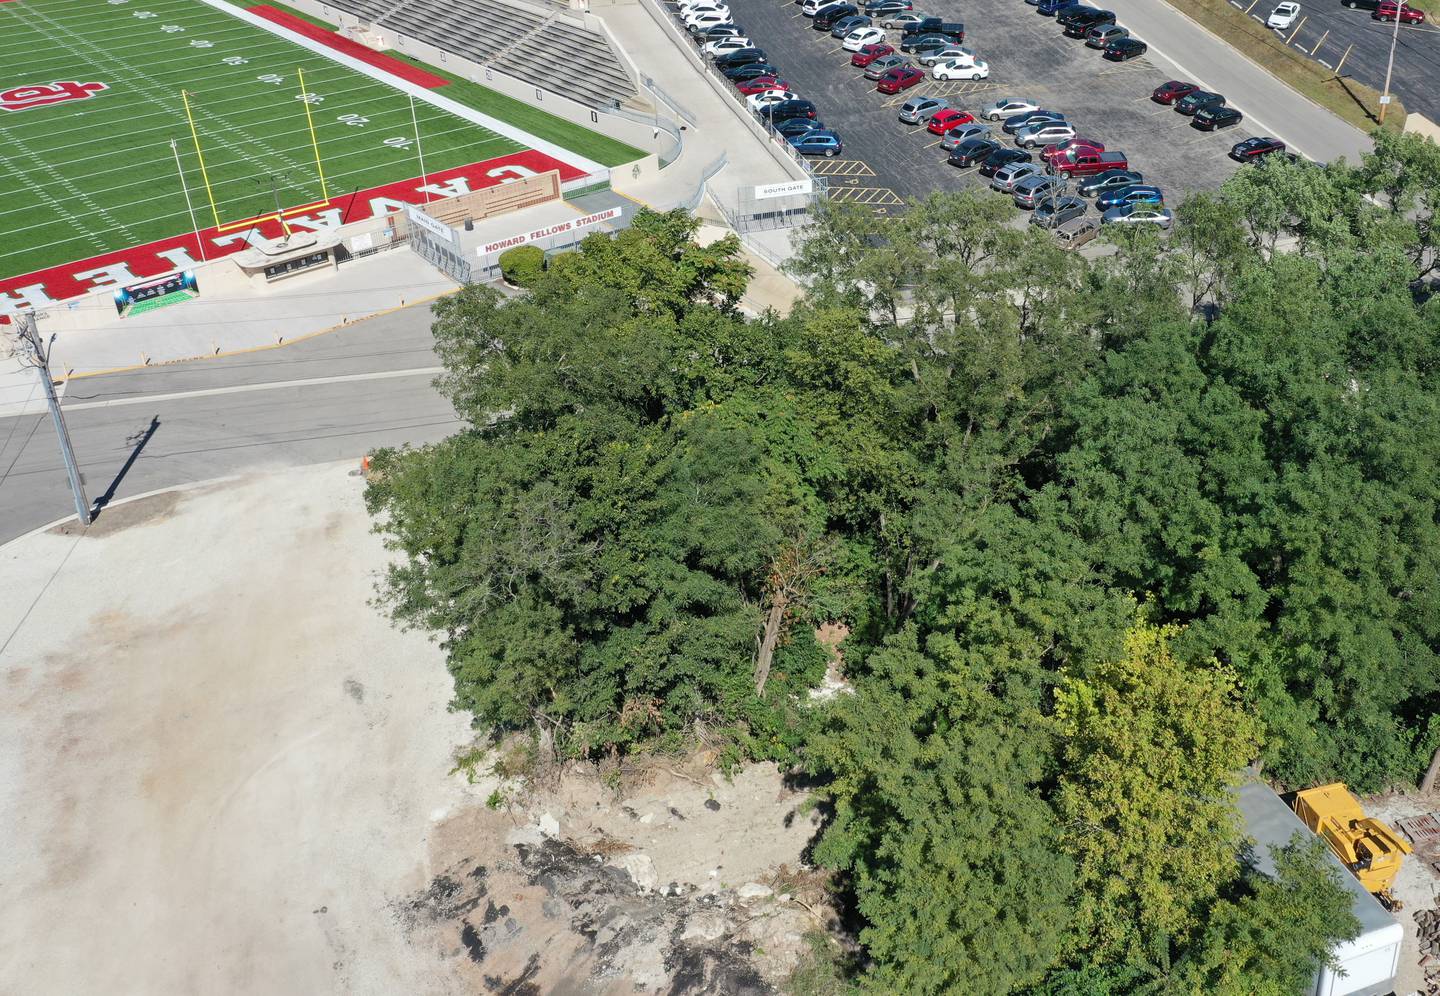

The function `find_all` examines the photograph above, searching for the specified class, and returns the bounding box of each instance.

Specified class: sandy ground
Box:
[0,463,477,994]
[1367,791,1440,996]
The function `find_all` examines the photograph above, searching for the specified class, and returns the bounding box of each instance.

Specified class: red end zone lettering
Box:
[0,81,109,112]
[0,150,588,308]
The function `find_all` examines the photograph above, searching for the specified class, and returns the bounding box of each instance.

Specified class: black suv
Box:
[948,137,1002,168]
[763,98,819,122]
[813,2,858,29]
[978,148,1032,177]
[715,47,767,69]
[1061,9,1115,36]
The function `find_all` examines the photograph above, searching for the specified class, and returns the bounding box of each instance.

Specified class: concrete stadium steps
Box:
[326,0,637,107]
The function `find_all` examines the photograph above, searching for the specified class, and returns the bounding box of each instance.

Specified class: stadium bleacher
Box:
[326,0,638,107]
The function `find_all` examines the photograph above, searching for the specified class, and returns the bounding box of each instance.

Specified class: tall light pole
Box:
[1377,4,1403,124]
[11,313,91,525]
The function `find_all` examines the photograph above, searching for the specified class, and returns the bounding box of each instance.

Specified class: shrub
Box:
[498,245,545,287]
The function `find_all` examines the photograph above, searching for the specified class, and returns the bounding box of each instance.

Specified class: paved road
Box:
[0,303,463,546]
[1109,0,1372,163]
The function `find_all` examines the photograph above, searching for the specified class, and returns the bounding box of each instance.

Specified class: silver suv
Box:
[898,95,949,123]
[1086,23,1128,48]
[940,122,991,151]
[991,161,1042,192]
[1012,174,1064,209]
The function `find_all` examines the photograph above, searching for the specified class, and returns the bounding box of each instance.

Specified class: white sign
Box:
[754,179,814,201]
[478,207,622,257]
[406,204,457,245]
[350,232,374,252]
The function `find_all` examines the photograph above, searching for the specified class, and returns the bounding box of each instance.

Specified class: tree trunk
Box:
[1421,744,1440,795]
[754,596,788,696]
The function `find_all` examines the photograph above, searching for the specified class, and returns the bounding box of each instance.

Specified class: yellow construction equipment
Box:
[1292,783,1412,905]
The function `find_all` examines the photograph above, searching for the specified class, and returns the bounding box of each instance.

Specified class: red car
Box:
[1151,79,1198,105]
[850,42,895,67]
[876,66,924,94]
[1374,1,1424,22]
[926,108,977,134]
[736,76,791,95]
[1042,138,1103,165]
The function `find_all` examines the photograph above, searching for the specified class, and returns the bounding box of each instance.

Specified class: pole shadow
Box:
[92,415,159,517]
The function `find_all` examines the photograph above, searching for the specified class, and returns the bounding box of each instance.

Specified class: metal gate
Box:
[410,225,473,284]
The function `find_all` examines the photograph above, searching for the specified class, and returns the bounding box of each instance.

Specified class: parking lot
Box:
[1227,0,1440,122]
[722,0,1279,210]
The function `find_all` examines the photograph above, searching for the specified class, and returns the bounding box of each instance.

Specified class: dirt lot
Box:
[0,463,824,994]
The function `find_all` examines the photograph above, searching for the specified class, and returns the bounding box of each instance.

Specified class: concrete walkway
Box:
[1109,0,1372,165]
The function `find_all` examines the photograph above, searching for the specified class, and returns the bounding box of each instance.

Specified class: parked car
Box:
[736,75,791,94]
[948,137,1003,167]
[877,66,926,92]
[1097,184,1163,210]
[864,0,912,13]
[746,89,796,112]
[979,147,1033,177]
[1175,90,1224,114]
[762,98,819,122]
[851,42,895,65]
[699,23,745,40]
[1054,215,1100,249]
[918,44,973,66]
[1012,173,1065,208]
[714,47,766,68]
[931,55,989,79]
[1102,203,1174,228]
[940,123,991,150]
[1151,79,1198,104]
[864,54,910,79]
[1077,168,1143,196]
[900,32,951,53]
[882,10,929,27]
[776,116,826,137]
[992,160,1044,191]
[1015,121,1077,147]
[898,94,949,123]
[1339,0,1383,8]
[927,108,978,134]
[1104,37,1147,59]
[1193,105,1243,129]
[800,0,832,15]
[704,36,752,55]
[1051,149,1128,177]
[721,61,782,80]
[982,96,1042,120]
[1086,23,1128,47]
[830,13,872,36]
[1266,1,1300,28]
[1061,9,1116,37]
[935,21,966,40]
[1031,195,1087,227]
[1037,0,1083,15]
[1041,137,1103,165]
[1002,109,1064,133]
[844,26,887,50]
[813,5,861,31]
[681,4,729,23]
[901,15,944,34]
[789,130,844,156]
[686,11,734,32]
[1230,135,1287,161]
[1374,1,1425,22]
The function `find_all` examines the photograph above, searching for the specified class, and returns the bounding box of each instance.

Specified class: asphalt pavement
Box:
[0,302,463,546]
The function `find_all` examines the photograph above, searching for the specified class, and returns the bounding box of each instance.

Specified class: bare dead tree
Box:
[754,533,832,696]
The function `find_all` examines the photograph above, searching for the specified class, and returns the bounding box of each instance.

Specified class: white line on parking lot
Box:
[1318,58,1333,68]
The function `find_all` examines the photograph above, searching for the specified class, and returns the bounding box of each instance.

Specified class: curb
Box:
[55,288,462,383]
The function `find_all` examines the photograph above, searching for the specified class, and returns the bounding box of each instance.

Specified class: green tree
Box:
[1055,619,1263,964]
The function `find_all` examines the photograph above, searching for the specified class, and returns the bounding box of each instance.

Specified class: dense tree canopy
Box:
[368,136,1440,991]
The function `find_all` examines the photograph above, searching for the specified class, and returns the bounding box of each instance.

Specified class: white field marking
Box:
[0,118,516,238]
[60,367,446,412]
[18,4,319,189]
[0,155,104,251]
[0,126,136,241]
[0,126,516,261]
[190,0,605,173]
[0,11,267,59]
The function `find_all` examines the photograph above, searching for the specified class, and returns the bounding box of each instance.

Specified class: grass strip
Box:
[1179,0,1405,134]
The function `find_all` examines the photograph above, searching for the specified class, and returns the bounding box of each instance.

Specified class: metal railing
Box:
[680,154,729,212]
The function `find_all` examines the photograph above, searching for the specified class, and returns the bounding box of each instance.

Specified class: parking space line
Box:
[829,186,904,205]
[809,158,876,176]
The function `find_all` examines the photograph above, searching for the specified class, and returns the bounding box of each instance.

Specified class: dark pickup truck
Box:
[1050,149,1129,177]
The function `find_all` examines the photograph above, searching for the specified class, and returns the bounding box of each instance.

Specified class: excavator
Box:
[1292,783,1412,909]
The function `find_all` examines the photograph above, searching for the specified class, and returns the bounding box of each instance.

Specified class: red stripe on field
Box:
[246,5,451,88]
[0,149,587,306]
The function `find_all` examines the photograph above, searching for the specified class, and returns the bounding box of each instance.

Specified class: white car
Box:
[982,96,1041,120]
[685,9,731,30]
[801,0,828,15]
[1015,121,1076,148]
[1266,1,1300,28]
[704,36,751,55]
[931,57,989,80]
[747,89,796,112]
[683,5,730,23]
[843,26,886,50]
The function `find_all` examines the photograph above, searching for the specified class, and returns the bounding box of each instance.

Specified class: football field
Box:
[0,0,638,282]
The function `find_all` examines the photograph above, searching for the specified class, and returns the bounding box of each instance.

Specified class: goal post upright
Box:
[179,88,222,229]
[295,67,329,203]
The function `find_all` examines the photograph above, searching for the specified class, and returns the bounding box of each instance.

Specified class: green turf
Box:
[125,288,196,316]
[0,0,641,279]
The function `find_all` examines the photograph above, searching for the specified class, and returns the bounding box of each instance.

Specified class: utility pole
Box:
[1377,4,1403,124]
[11,313,91,525]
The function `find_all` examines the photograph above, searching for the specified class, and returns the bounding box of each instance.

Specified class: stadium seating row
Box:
[326,0,638,107]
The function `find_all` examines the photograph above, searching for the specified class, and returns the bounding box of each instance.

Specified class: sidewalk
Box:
[1109,0,1372,165]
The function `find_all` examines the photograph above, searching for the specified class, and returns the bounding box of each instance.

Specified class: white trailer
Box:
[1234,782,1404,996]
